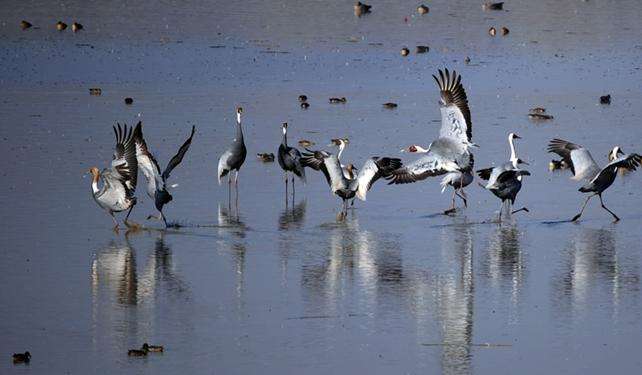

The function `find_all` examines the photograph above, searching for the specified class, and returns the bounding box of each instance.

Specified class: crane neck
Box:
[281,127,288,146]
[91,172,101,194]
[337,142,345,160]
[509,136,518,167]
[235,115,244,141]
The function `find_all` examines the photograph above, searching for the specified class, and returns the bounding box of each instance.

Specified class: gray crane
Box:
[132,122,195,227]
[218,107,247,200]
[302,149,401,216]
[89,123,139,230]
[387,69,476,214]
[278,122,306,197]
[477,133,531,222]
[547,139,642,222]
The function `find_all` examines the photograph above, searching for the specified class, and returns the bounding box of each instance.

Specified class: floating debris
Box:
[12,352,31,364]
[20,20,32,30]
[257,153,275,162]
[417,5,429,14]
[415,45,429,54]
[489,27,497,36]
[89,88,102,96]
[464,56,471,64]
[300,102,310,109]
[56,21,67,31]
[72,22,83,32]
[501,26,510,36]
[124,97,134,105]
[298,95,308,102]
[329,97,347,103]
[482,2,504,11]
[401,47,410,56]
[383,102,398,109]
[600,94,611,104]
[354,1,372,17]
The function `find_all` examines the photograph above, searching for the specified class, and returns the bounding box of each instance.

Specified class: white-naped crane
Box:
[302,149,401,216]
[547,139,642,222]
[400,144,474,214]
[278,122,306,197]
[132,122,195,227]
[89,123,139,230]
[477,133,531,222]
[329,138,353,179]
[218,107,247,200]
[387,69,477,214]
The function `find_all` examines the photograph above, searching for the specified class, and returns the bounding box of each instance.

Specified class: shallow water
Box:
[1,0,642,373]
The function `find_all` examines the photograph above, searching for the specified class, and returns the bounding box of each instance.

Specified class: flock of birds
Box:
[89,69,642,229]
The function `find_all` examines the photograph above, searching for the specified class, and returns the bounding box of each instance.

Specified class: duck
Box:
[128,347,148,356]
[124,97,134,105]
[329,97,347,103]
[12,352,31,364]
[383,102,398,109]
[415,45,429,54]
[549,159,569,171]
[132,122,195,227]
[501,27,510,36]
[600,94,611,104]
[257,153,275,162]
[142,343,164,353]
[528,113,554,120]
[354,1,372,17]
[298,139,315,148]
[417,5,429,14]
[20,20,32,30]
[464,56,471,64]
[400,47,410,56]
[298,95,308,102]
[300,102,310,109]
[56,21,67,31]
[489,27,497,36]
[72,22,83,32]
[482,2,504,10]
[90,123,139,230]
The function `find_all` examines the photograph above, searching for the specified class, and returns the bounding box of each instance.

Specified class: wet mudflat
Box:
[1,0,642,373]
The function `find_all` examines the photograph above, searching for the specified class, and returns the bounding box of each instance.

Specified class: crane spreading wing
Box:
[547,139,600,181]
[111,123,138,197]
[434,68,472,144]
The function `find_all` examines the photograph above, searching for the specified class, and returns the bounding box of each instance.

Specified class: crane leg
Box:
[292,175,296,197]
[110,211,119,231]
[456,189,468,208]
[235,171,239,208]
[124,201,139,228]
[598,194,620,222]
[444,188,457,215]
[572,194,594,221]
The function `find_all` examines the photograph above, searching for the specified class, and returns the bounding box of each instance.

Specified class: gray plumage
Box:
[478,133,530,221]
[90,123,139,229]
[218,107,247,185]
[278,122,306,184]
[302,149,401,213]
[548,139,642,221]
[133,122,195,227]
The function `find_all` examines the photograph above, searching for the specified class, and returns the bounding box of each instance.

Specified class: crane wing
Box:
[434,69,472,144]
[386,152,451,184]
[547,139,600,181]
[163,126,195,182]
[110,123,138,197]
[352,157,402,201]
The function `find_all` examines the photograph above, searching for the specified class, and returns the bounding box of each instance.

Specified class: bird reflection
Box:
[555,227,638,317]
[217,203,247,238]
[138,234,190,300]
[91,239,138,305]
[300,215,385,314]
[278,198,307,231]
[435,222,474,375]
[483,224,525,310]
